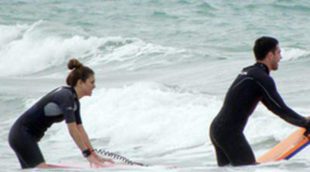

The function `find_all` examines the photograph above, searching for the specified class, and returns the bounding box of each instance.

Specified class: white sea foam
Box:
[0,21,188,77]
[88,38,187,71]
[49,82,220,154]
[0,21,104,76]
[0,24,28,48]
[281,47,309,61]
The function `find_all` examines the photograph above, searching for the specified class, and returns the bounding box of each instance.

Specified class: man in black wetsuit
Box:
[209,36,310,166]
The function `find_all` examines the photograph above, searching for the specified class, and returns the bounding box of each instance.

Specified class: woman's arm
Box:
[76,124,94,150]
[67,122,107,167]
[67,122,88,151]
[76,124,114,164]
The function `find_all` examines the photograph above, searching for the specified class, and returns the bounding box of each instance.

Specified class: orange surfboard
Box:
[257,128,309,163]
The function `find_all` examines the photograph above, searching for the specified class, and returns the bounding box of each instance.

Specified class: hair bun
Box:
[68,58,83,70]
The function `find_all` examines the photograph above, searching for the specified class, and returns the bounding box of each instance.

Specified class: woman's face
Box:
[80,75,96,96]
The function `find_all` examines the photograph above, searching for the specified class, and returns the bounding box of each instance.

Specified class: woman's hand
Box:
[87,154,105,168]
[98,157,115,164]
[93,152,115,164]
[87,153,114,168]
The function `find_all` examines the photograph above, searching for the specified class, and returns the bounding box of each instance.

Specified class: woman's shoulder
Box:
[51,86,75,99]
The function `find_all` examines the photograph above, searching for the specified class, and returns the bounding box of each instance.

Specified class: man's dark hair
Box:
[253,36,278,60]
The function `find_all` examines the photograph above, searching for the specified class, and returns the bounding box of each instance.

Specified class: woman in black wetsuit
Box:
[210,36,310,166]
[9,59,113,169]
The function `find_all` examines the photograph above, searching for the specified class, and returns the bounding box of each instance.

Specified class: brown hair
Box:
[66,58,94,87]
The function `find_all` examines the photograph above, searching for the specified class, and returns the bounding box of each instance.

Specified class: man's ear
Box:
[265,51,273,61]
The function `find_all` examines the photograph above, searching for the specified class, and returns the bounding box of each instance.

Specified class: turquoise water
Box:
[1,0,309,171]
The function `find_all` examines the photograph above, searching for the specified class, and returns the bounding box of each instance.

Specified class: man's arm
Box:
[258,77,309,128]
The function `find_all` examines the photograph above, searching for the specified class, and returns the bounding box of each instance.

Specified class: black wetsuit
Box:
[8,86,82,169]
[210,63,310,166]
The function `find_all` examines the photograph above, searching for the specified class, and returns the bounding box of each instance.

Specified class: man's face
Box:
[270,45,282,70]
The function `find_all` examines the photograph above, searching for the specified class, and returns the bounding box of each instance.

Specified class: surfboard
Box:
[46,162,129,169]
[47,162,175,169]
[257,128,309,163]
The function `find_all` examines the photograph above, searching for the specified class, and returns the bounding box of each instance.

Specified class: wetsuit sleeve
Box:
[258,77,309,128]
[54,90,77,123]
[75,101,82,124]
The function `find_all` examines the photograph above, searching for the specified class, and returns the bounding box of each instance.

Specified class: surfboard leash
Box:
[94,149,146,166]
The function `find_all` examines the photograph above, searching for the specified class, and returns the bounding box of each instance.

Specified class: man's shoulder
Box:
[240,65,274,85]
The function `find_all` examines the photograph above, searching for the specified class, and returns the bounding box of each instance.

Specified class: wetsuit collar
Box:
[69,86,78,100]
[255,62,270,74]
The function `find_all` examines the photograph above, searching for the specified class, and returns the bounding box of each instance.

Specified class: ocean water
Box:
[1,0,310,171]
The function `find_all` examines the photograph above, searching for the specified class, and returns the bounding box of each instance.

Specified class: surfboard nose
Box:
[257,128,309,163]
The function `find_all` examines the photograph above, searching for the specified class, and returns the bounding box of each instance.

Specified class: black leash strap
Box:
[94,149,146,166]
